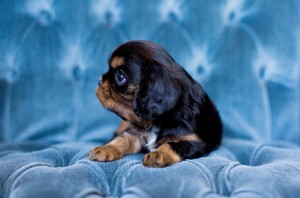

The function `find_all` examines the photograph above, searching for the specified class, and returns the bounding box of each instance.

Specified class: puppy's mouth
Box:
[96,85,113,110]
[96,84,151,128]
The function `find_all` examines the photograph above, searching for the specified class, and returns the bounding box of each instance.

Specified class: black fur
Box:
[109,40,222,159]
[133,62,180,120]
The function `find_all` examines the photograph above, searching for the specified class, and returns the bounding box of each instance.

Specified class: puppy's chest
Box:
[140,126,159,152]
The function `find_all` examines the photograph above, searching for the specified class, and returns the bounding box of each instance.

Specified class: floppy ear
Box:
[133,63,180,120]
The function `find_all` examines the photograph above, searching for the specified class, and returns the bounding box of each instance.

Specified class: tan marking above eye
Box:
[126,84,138,93]
[110,56,125,68]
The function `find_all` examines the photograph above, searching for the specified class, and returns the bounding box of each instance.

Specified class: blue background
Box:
[0,0,299,197]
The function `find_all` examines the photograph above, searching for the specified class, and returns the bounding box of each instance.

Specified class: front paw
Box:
[89,145,124,162]
[142,151,178,168]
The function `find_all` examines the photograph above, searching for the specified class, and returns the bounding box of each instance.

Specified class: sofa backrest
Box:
[0,0,299,144]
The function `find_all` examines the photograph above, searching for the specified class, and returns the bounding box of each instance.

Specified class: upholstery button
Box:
[72,65,84,81]
[229,12,236,21]
[188,47,210,77]
[223,1,244,25]
[6,68,20,83]
[159,0,182,22]
[105,12,112,26]
[90,0,120,27]
[39,10,52,25]
[197,65,205,75]
[169,12,179,23]
[23,1,55,26]
[259,66,266,79]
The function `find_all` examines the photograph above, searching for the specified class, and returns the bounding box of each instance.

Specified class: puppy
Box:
[89,40,222,167]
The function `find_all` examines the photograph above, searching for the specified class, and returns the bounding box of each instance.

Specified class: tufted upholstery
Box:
[0,0,300,197]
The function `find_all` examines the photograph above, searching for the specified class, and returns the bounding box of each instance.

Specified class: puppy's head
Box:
[96,40,181,127]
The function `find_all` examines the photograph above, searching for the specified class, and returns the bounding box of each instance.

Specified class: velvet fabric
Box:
[0,0,299,197]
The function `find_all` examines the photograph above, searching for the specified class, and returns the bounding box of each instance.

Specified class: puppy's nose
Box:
[98,77,103,86]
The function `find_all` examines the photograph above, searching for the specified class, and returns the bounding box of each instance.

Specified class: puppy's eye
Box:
[115,70,127,86]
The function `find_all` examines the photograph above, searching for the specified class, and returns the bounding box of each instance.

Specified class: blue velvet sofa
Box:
[1,0,300,197]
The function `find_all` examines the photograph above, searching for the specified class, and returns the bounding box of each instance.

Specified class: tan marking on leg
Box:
[89,132,141,162]
[113,132,142,154]
[110,56,124,68]
[178,134,201,142]
[156,144,181,162]
[157,134,202,145]
[142,143,181,168]
[115,121,130,137]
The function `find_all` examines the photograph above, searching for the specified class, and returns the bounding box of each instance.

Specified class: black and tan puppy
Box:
[89,40,222,167]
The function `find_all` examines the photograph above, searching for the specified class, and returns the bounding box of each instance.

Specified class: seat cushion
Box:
[1,139,300,197]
